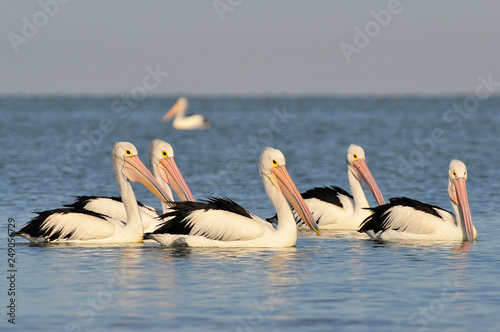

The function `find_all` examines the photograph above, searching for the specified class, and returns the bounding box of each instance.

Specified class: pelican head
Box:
[346,144,385,205]
[259,147,320,235]
[113,142,173,204]
[162,97,188,122]
[448,159,475,241]
[149,139,195,202]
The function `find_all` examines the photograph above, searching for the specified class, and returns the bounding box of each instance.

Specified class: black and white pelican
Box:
[162,97,210,130]
[358,160,477,241]
[145,147,320,247]
[15,142,173,243]
[62,140,195,233]
[268,144,385,230]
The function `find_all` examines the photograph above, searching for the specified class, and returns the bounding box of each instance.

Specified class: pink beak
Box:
[122,155,174,203]
[158,157,195,202]
[162,97,187,122]
[352,158,385,205]
[452,178,475,241]
[272,165,320,235]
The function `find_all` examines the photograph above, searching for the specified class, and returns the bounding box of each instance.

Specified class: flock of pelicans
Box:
[15,139,477,247]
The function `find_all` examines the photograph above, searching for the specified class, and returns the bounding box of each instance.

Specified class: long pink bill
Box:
[158,157,195,202]
[453,178,475,241]
[122,155,174,203]
[162,97,187,122]
[353,158,385,205]
[272,165,320,236]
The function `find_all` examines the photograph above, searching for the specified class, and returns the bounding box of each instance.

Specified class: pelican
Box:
[162,97,210,130]
[358,160,477,241]
[15,142,173,243]
[145,147,320,247]
[148,139,195,208]
[268,144,385,230]
[63,140,195,233]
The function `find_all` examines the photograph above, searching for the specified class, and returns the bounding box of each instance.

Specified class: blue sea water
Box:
[1,95,500,331]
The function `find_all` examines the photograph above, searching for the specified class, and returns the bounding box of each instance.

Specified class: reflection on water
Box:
[454,241,474,253]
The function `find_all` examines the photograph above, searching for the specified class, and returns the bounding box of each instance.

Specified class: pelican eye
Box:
[353,154,358,160]
[453,171,457,178]
[272,159,278,167]
[125,149,133,156]
[162,150,168,158]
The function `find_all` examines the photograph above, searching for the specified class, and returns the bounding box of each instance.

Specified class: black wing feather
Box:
[388,197,450,218]
[359,197,449,233]
[301,186,352,208]
[64,196,148,209]
[151,197,252,236]
[15,208,109,241]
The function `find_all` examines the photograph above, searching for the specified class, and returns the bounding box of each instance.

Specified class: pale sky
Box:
[1,0,499,95]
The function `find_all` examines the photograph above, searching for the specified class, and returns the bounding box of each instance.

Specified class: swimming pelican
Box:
[63,140,195,233]
[145,147,320,247]
[358,160,476,241]
[148,139,195,205]
[162,97,210,130]
[268,144,385,230]
[15,142,173,243]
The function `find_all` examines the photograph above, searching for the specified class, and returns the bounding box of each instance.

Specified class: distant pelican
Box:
[358,160,477,241]
[63,140,195,233]
[162,97,210,130]
[268,144,385,230]
[15,142,173,243]
[145,147,320,247]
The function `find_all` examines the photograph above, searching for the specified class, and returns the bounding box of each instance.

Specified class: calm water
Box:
[1,96,500,331]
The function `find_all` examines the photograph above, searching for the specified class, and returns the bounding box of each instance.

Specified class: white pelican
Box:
[64,140,195,233]
[61,141,194,230]
[162,97,210,130]
[268,144,385,230]
[145,147,320,247]
[358,160,477,241]
[15,142,173,243]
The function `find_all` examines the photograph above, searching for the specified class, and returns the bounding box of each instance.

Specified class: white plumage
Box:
[181,209,268,242]
[64,196,161,232]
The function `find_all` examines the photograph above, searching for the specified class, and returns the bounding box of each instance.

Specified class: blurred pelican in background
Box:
[162,97,210,130]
